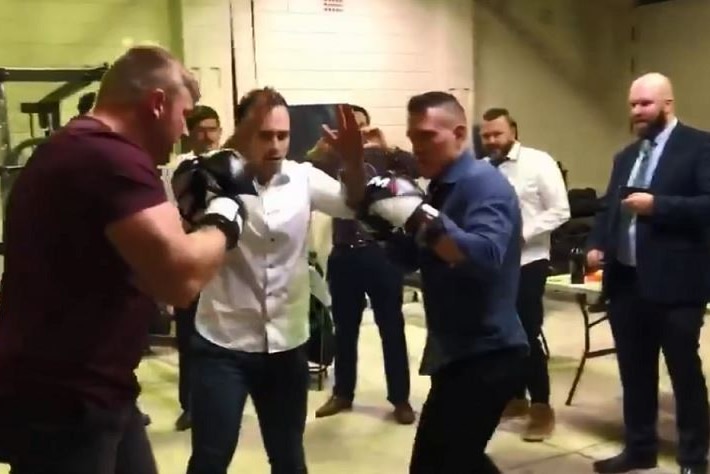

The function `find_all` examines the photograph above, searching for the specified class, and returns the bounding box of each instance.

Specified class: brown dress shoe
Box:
[500,398,529,419]
[393,402,416,425]
[522,403,555,442]
[315,395,352,418]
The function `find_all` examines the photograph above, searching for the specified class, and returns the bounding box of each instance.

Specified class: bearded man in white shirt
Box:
[181,88,366,474]
[480,108,570,442]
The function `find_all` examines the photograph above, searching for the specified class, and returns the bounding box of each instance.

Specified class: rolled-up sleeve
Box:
[306,163,354,219]
[439,177,518,279]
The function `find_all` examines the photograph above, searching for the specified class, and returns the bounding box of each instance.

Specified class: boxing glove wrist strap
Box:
[404,203,446,247]
[196,197,244,250]
[197,214,240,250]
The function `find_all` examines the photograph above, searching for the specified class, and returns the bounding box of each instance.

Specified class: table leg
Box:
[565,293,617,406]
[540,330,551,359]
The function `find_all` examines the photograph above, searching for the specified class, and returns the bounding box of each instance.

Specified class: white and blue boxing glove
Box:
[358,172,445,246]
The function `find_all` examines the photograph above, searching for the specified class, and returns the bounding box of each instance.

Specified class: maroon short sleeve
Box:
[0,117,169,408]
[87,136,167,226]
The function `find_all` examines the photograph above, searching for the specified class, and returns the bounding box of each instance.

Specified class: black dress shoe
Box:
[680,465,708,474]
[175,411,192,431]
[593,452,656,473]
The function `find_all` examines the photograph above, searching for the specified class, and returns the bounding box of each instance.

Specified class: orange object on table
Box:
[585,269,603,282]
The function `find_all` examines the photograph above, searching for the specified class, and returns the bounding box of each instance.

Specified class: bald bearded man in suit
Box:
[587,73,710,474]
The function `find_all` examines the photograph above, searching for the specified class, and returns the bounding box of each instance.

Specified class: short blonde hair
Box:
[96,45,200,105]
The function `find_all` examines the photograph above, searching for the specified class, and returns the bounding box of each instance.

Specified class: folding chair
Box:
[307,252,334,390]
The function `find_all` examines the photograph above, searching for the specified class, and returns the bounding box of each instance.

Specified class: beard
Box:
[485,140,514,160]
[634,110,668,140]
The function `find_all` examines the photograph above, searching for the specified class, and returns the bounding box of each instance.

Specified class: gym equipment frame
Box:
[0,64,108,202]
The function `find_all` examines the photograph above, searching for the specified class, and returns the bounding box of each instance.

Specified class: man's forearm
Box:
[586,210,608,252]
[183,227,229,290]
[523,208,570,242]
[151,227,227,307]
[340,163,366,209]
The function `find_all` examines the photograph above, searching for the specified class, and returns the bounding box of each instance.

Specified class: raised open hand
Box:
[322,104,364,170]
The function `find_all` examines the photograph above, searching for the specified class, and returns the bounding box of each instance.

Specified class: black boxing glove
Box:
[359,172,446,247]
[198,148,259,197]
[403,202,447,248]
[171,149,257,249]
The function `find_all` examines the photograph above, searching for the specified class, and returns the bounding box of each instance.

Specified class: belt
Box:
[332,240,376,250]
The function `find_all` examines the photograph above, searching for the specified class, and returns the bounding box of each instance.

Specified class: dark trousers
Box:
[608,264,709,467]
[514,258,550,404]
[187,333,310,474]
[328,244,410,404]
[0,400,156,474]
[409,349,524,474]
[175,297,198,412]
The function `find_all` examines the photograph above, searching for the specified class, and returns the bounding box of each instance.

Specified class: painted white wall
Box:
[181,0,236,140]
[633,0,710,131]
[234,0,474,150]
[228,0,475,264]
[473,0,635,190]
[0,0,475,165]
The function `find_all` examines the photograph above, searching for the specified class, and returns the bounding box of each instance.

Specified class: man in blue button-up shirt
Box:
[385,91,529,474]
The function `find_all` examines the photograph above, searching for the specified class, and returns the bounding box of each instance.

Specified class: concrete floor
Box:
[0,294,693,473]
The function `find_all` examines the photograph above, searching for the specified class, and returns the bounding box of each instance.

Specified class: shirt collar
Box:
[651,117,678,149]
[253,167,290,191]
[505,141,521,161]
[438,149,475,184]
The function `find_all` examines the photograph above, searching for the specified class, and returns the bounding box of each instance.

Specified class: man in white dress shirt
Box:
[480,108,570,442]
[184,88,365,474]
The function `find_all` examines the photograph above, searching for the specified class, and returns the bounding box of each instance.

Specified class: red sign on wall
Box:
[323,0,344,13]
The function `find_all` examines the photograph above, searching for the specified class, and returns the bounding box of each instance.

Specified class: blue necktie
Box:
[617,139,654,264]
[630,139,654,188]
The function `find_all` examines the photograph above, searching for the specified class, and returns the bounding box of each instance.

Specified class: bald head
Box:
[630,72,674,102]
[628,72,675,138]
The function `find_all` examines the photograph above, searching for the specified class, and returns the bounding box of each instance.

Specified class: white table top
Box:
[546,274,710,313]
[545,274,602,298]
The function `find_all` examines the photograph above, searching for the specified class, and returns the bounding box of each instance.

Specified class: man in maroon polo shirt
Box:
[0,45,244,473]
